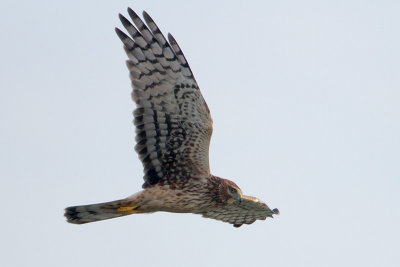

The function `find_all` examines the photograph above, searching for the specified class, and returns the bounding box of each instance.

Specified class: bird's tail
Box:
[65,198,142,224]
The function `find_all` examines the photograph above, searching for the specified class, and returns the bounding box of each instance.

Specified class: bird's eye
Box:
[229,187,237,194]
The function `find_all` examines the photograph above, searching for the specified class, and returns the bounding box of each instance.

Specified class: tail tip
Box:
[64,206,88,224]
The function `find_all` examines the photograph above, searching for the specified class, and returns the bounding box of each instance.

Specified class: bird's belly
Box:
[138,186,215,213]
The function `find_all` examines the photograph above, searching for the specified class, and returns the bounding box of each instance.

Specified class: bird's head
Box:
[223,180,243,204]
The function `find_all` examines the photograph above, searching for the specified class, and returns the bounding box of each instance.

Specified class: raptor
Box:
[65,8,279,227]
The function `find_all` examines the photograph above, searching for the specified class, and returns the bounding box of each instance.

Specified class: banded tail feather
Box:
[65,199,139,224]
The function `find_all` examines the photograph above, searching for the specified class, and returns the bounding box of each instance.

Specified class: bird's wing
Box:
[116,9,213,188]
[201,196,279,227]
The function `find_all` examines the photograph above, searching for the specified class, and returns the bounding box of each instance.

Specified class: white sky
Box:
[1,1,399,266]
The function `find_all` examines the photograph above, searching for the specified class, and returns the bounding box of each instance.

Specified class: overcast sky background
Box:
[1,1,399,266]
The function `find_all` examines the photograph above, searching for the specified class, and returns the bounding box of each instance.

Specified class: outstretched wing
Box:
[116,9,213,188]
[201,196,279,227]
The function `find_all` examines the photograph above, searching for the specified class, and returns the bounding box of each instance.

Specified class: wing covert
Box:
[116,9,213,188]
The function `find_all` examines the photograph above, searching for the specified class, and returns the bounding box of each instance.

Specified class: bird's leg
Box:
[117,205,141,214]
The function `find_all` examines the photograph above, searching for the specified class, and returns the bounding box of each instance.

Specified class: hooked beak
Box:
[237,193,243,204]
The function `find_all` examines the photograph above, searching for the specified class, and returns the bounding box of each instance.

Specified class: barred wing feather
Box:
[116,9,213,188]
[201,196,280,227]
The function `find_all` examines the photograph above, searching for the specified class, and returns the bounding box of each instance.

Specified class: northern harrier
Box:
[65,8,279,227]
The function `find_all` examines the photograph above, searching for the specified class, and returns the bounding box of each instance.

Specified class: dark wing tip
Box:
[272,208,280,215]
[168,33,176,44]
[233,224,243,228]
[142,11,152,23]
[115,27,127,41]
[127,7,138,18]
[119,13,130,26]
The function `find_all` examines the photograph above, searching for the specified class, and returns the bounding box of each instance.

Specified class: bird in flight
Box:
[65,8,279,227]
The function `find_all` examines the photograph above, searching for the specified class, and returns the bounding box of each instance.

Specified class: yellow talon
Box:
[117,206,140,214]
